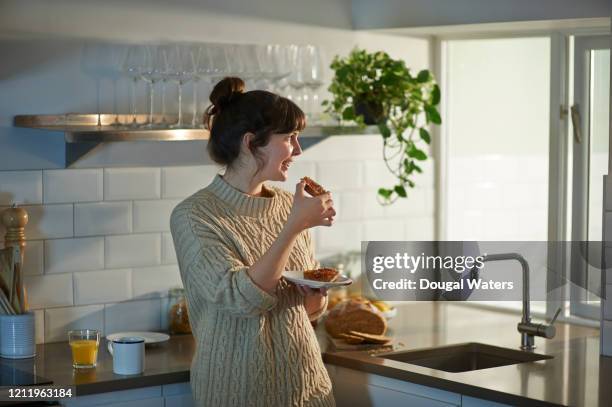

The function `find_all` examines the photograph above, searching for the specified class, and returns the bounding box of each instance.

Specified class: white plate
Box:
[106,331,170,345]
[283,270,353,289]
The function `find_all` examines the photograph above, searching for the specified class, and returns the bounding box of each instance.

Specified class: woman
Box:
[170,77,336,406]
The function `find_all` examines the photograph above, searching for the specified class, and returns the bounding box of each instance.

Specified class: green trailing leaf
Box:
[431,84,441,105]
[419,128,431,144]
[378,188,393,199]
[407,145,427,161]
[379,124,391,139]
[425,105,442,124]
[342,106,355,121]
[394,185,407,198]
[417,70,430,83]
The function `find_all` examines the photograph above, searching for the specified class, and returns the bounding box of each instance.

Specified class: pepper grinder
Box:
[1,204,28,313]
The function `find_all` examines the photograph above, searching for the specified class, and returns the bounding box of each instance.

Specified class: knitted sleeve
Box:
[304,228,328,321]
[170,203,278,318]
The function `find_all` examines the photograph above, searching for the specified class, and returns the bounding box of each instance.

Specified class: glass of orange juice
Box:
[68,329,100,369]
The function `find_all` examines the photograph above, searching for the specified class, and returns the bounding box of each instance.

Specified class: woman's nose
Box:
[292,139,302,156]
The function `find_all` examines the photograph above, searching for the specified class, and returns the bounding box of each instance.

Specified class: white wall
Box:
[0,1,434,343]
[352,0,612,30]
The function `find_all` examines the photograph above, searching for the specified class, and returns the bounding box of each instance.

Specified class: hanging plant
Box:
[322,48,441,205]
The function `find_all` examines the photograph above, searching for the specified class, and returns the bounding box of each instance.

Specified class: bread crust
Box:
[301,176,327,196]
[347,331,392,344]
[303,268,339,282]
[324,298,387,338]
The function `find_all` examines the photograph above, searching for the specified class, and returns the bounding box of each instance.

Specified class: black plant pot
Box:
[353,99,384,125]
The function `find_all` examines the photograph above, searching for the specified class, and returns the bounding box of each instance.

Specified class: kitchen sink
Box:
[379,342,552,373]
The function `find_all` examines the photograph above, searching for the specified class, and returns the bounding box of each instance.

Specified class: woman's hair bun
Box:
[209,77,246,113]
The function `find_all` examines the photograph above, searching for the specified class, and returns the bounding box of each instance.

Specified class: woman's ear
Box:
[242,132,255,154]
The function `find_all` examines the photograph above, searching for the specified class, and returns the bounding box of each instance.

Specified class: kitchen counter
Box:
[322,302,606,407]
[0,333,194,397]
[1,303,607,406]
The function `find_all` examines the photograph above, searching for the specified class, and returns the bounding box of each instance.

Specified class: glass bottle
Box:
[168,288,191,335]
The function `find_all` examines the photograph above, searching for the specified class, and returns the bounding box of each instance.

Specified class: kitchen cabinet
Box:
[60,382,193,407]
[327,364,461,407]
[326,365,512,407]
[461,396,512,407]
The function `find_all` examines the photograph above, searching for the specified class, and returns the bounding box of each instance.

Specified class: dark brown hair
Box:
[204,77,306,171]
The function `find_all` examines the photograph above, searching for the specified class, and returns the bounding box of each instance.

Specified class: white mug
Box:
[107,336,145,375]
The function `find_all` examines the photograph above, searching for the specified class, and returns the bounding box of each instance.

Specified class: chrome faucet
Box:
[481,253,561,350]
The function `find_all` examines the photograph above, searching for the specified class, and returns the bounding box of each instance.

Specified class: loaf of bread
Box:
[324,298,387,338]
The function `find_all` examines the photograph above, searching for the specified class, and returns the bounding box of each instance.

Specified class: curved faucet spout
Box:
[481,253,530,324]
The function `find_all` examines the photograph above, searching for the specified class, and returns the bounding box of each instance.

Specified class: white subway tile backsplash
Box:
[161,232,177,264]
[23,240,44,276]
[4,136,441,343]
[132,265,182,299]
[363,219,406,241]
[362,190,387,219]
[44,305,104,343]
[301,135,382,161]
[24,273,73,309]
[315,221,363,253]
[405,217,436,241]
[104,299,161,334]
[34,309,44,344]
[44,237,104,274]
[383,187,429,217]
[43,169,103,203]
[23,204,74,239]
[0,171,42,205]
[105,233,161,268]
[363,160,396,188]
[336,190,364,221]
[412,159,435,187]
[104,168,161,200]
[133,200,180,233]
[161,165,219,198]
[74,268,132,305]
[74,201,131,236]
[316,161,363,190]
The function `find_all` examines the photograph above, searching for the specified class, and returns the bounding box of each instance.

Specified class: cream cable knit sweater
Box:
[170,174,335,407]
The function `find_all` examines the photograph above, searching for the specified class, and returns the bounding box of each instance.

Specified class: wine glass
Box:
[303,45,326,122]
[140,44,168,128]
[166,43,197,128]
[269,44,293,95]
[123,45,148,127]
[287,44,307,110]
[205,43,231,82]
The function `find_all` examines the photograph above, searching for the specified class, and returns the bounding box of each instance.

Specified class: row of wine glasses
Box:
[121,42,327,128]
